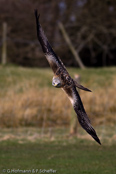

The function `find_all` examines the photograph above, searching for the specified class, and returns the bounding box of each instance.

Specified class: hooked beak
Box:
[52,82,61,88]
[53,83,57,87]
[52,82,57,87]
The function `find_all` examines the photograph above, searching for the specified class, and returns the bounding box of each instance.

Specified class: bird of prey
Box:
[35,10,101,145]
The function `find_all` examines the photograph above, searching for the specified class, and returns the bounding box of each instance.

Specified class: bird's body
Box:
[35,10,101,145]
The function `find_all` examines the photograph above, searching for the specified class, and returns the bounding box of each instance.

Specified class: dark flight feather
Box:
[69,86,100,144]
[35,10,64,73]
[74,80,92,92]
[35,10,101,145]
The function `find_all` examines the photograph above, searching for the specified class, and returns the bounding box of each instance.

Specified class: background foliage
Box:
[0,0,116,67]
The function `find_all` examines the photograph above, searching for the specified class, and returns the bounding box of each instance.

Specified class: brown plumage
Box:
[35,10,101,145]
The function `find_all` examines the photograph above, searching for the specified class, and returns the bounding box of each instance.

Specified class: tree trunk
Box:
[58,22,85,69]
[2,22,7,65]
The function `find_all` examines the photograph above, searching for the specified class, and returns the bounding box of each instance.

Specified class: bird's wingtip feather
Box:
[96,138,101,145]
[34,9,40,20]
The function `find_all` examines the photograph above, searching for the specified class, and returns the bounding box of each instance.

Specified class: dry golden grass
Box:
[0,80,71,127]
[0,66,116,128]
[81,76,116,125]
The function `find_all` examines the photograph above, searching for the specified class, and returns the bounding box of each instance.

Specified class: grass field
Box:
[0,65,116,127]
[0,127,116,174]
[0,65,116,173]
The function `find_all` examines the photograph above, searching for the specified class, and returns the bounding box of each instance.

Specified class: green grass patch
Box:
[0,127,116,174]
[0,138,116,174]
[68,67,116,89]
[0,65,116,91]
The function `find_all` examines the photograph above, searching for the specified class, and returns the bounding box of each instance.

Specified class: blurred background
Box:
[0,0,116,67]
[0,1,116,173]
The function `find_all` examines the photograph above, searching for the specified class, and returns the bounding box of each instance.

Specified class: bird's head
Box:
[52,76,62,88]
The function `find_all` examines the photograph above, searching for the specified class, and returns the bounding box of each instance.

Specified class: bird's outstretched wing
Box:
[35,10,92,92]
[35,10,101,144]
[64,86,101,145]
[35,10,65,73]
